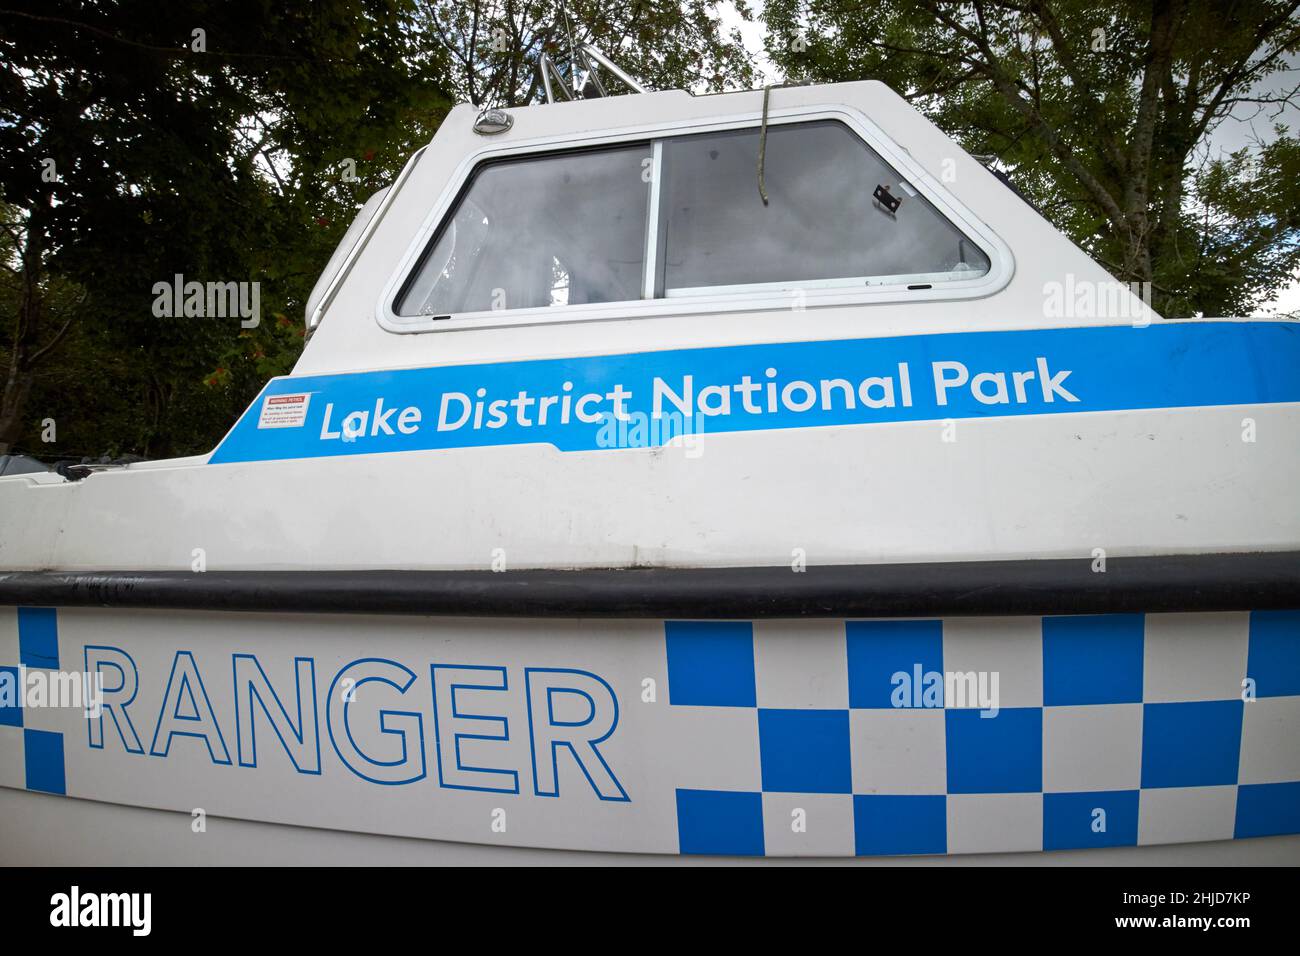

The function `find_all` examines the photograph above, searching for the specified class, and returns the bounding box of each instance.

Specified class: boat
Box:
[1,56,1297,863]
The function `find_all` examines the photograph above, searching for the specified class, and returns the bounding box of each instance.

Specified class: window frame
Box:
[391,140,655,318]
[377,104,1014,335]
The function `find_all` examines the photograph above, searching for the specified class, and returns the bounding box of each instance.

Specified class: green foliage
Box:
[1172,131,1300,316]
[418,0,756,105]
[0,0,451,458]
[7,1,1300,462]
[0,0,755,460]
[764,0,1300,317]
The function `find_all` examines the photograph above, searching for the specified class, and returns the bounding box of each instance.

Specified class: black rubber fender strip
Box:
[0,551,1297,618]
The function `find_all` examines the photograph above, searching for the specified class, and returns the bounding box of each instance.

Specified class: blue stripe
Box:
[1236,782,1300,838]
[854,794,947,855]
[17,607,59,669]
[24,729,66,795]
[676,789,765,855]
[0,665,21,727]
[209,321,1300,464]
[1247,610,1300,698]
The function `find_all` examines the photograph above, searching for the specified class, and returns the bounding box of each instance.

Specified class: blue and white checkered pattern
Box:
[0,607,67,797]
[666,612,1300,856]
[1,605,1296,857]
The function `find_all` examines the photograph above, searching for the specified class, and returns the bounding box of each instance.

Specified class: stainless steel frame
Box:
[540,43,648,104]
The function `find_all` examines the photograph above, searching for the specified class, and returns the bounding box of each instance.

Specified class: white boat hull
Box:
[3,605,1296,860]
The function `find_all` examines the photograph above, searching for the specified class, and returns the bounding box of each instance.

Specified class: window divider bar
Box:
[642,140,663,300]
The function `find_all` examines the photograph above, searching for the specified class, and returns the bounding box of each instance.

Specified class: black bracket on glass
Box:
[873,183,902,216]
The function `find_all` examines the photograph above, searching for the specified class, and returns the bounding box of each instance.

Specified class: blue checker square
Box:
[665,621,755,707]
[946,707,1042,793]
[0,665,21,728]
[24,729,65,795]
[1235,782,1300,839]
[18,607,59,670]
[1246,610,1300,698]
[1043,614,1144,706]
[676,789,764,856]
[1142,700,1243,788]
[758,709,851,793]
[1043,790,1139,850]
[847,619,943,709]
[854,795,946,855]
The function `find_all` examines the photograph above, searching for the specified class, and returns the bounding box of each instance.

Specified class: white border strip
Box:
[642,139,663,301]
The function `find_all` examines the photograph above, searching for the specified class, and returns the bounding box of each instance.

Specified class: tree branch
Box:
[923,0,1129,230]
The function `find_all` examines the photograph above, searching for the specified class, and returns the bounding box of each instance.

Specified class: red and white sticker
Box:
[257,392,312,429]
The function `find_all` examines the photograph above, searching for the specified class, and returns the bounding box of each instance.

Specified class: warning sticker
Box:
[257,392,312,429]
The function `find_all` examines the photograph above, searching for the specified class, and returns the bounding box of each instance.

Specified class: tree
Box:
[416,0,757,106]
[0,203,84,452]
[1,1,755,459]
[0,0,451,457]
[763,0,1300,317]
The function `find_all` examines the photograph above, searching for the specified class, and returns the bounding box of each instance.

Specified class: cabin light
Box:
[473,108,513,135]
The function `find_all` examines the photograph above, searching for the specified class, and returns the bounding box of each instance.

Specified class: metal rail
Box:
[540,42,648,104]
